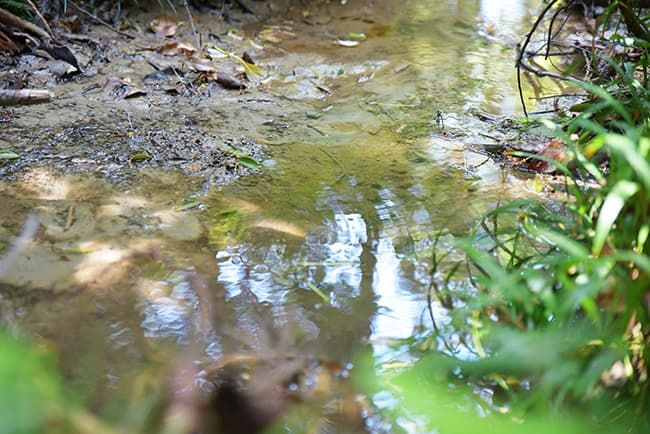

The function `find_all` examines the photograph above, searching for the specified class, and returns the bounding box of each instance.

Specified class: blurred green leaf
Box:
[593,180,639,255]
[0,150,20,160]
[238,156,261,169]
[176,198,202,211]
[130,153,152,162]
[0,334,61,434]
[605,134,650,191]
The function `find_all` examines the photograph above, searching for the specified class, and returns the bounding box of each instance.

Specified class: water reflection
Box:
[201,0,545,366]
[1,0,550,431]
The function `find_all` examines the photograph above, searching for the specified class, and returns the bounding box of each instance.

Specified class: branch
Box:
[0,89,52,106]
[0,6,50,40]
[67,1,135,39]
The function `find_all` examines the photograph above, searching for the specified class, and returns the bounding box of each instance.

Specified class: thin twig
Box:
[516,0,562,117]
[529,92,586,100]
[546,3,571,59]
[519,54,578,81]
[183,0,201,51]
[25,0,54,38]
[68,1,135,39]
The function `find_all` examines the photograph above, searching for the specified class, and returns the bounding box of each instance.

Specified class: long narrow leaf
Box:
[605,134,650,191]
[593,180,639,255]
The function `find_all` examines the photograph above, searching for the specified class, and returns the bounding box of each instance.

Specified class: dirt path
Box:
[0,1,307,185]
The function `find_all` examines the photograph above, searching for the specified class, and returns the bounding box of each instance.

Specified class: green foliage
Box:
[0,333,61,434]
[365,18,650,434]
[0,0,31,18]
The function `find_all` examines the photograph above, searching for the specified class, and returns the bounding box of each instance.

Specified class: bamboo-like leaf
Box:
[0,150,20,160]
[526,222,590,259]
[578,81,633,124]
[238,156,261,169]
[605,134,650,190]
[593,180,639,256]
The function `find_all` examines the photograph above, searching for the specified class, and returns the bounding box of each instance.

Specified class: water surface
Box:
[0,0,549,431]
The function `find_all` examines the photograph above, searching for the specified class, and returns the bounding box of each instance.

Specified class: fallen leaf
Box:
[130,153,152,162]
[0,150,20,160]
[187,59,219,81]
[58,14,81,33]
[187,59,217,73]
[150,14,178,38]
[348,32,367,41]
[238,156,261,169]
[242,51,255,65]
[103,77,147,100]
[143,66,184,83]
[207,45,262,77]
[217,72,245,89]
[335,39,360,47]
[519,138,567,173]
[156,41,197,56]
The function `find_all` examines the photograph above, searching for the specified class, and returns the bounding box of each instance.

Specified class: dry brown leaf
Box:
[103,77,147,100]
[520,138,566,173]
[150,14,178,38]
[187,59,218,81]
[156,41,196,56]
[186,60,245,89]
[187,59,217,73]
[58,14,81,33]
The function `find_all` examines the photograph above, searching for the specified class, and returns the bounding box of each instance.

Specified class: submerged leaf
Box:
[348,32,367,41]
[0,150,20,160]
[177,199,202,211]
[238,156,261,169]
[252,218,305,237]
[130,153,152,162]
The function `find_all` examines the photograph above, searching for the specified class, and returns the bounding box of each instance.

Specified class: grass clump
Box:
[366,5,650,434]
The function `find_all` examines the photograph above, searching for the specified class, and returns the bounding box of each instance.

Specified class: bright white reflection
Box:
[139,273,199,343]
[371,237,422,341]
[323,213,367,289]
[480,0,526,24]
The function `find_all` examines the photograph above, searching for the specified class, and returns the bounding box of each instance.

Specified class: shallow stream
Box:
[0,0,553,431]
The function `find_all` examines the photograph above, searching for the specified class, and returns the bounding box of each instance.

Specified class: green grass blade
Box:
[593,180,639,255]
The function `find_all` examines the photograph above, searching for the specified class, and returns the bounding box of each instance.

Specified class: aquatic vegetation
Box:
[374,4,650,433]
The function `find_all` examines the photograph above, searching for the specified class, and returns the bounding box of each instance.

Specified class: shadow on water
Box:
[0,0,551,432]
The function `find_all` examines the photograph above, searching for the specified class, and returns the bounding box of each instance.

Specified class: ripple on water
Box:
[140,274,199,343]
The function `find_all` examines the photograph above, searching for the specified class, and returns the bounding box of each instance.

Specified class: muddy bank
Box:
[0,1,297,185]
